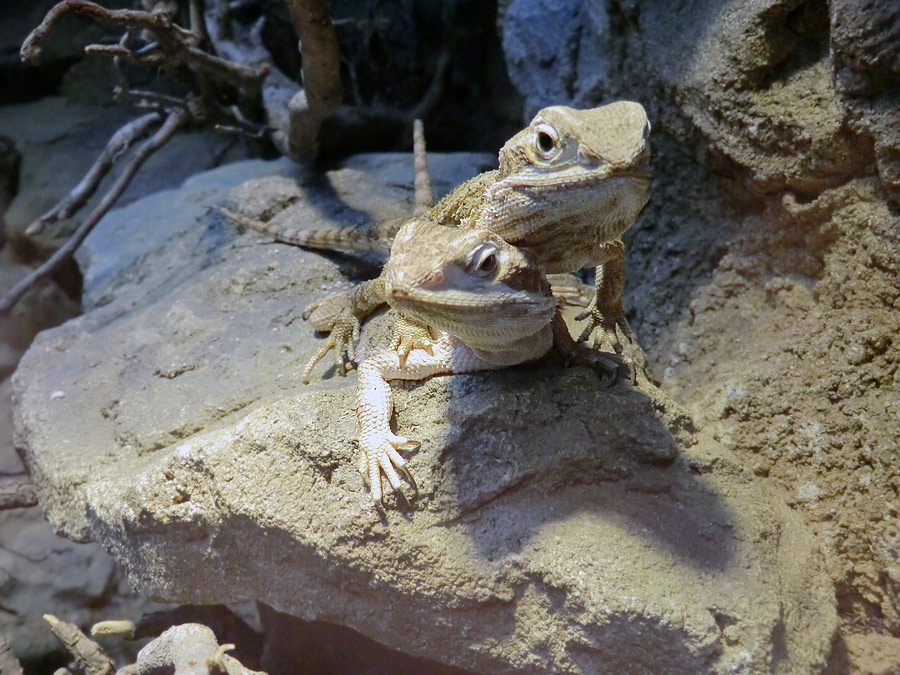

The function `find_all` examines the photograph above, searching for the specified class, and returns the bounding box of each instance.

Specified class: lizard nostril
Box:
[420,269,444,288]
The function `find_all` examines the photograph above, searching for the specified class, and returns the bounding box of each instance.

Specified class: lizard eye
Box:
[470,244,500,276]
[533,122,559,159]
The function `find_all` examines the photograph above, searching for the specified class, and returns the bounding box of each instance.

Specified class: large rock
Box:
[13,155,838,673]
[500,0,900,644]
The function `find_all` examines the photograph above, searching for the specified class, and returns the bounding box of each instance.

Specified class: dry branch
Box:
[0,476,39,510]
[25,112,162,235]
[413,119,433,214]
[0,110,189,316]
[44,614,115,675]
[21,1,267,91]
[273,0,342,160]
[2,0,277,315]
[0,627,25,675]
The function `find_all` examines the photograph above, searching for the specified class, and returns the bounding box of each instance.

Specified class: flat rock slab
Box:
[13,155,838,673]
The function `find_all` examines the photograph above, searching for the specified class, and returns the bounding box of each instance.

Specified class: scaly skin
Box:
[357,219,558,502]
[214,101,652,381]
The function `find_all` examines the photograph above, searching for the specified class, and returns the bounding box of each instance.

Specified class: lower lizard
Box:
[356,218,561,502]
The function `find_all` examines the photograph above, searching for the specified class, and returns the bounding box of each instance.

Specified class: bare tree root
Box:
[0,110,189,316]
[0,628,25,675]
[413,119,433,214]
[1,0,276,315]
[21,0,266,93]
[274,0,342,160]
[25,112,162,236]
[44,614,115,675]
[0,476,38,511]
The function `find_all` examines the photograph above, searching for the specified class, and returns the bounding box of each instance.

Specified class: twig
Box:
[44,614,115,675]
[412,119,433,214]
[0,110,189,316]
[0,476,38,510]
[21,1,193,61]
[0,628,25,675]
[21,0,267,91]
[25,112,162,235]
[275,0,342,160]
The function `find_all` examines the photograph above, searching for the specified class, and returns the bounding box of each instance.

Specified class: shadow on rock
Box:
[407,362,734,573]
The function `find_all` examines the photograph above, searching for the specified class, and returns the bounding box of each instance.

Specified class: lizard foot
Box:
[574,297,634,354]
[575,301,653,384]
[565,340,630,386]
[390,316,436,368]
[358,431,420,504]
[302,291,352,331]
[300,309,361,384]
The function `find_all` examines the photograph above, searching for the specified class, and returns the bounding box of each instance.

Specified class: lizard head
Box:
[487,101,652,268]
[385,220,557,349]
[499,101,651,182]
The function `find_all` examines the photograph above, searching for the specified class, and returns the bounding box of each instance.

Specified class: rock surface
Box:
[501,0,900,655]
[136,623,262,675]
[14,154,838,673]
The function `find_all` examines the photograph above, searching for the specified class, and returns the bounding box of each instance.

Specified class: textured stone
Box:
[13,156,838,673]
[136,623,262,675]
[499,0,900,645]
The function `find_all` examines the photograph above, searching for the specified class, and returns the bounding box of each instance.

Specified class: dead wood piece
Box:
[25,112,162,236]
[21,0,267,92]
[44,614,115,675]
[91,620,136,639]
[0,110,189,317]
[0,628,25,675]
[412,119,433,214]
[0,476,38,510]
[274,0,342,160]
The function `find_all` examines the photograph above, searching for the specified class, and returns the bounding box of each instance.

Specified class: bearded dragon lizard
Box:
[213,101,651,382]
[357,217,563,502]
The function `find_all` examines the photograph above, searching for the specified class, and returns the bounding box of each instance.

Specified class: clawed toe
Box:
[363,438,421,504]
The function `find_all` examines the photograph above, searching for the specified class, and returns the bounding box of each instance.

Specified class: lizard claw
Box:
[574,299,633,354]
[301,313,361,383]
[359,432,420,504]
[390,317,436,368]
[568,345,630,386]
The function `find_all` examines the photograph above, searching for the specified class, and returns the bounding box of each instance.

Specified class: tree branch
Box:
[25,112,162,235]
[0,110,189,316]
[0,476,39,511]
[273,0,342,160]
[0,629,24,675]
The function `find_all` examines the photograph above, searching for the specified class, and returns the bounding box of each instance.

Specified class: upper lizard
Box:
[213,101,651,382]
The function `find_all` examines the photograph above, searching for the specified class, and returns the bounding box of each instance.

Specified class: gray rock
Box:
[13,155,838,673]
[136,623,263,675]
[498,0,900,643]
[500,0,875,198]
[830,0,900,203]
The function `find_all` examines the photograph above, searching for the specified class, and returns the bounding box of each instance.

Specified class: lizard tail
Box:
[208,204,397,256]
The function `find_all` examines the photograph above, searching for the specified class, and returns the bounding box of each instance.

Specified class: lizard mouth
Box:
[499,164,651,194]
[389,290,557,340]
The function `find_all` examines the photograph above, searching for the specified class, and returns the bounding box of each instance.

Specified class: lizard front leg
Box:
[575,239,635,352]
[301,273,388,383]
[389,315,437,367]
[551,309,628,384]
[355,332,500,504]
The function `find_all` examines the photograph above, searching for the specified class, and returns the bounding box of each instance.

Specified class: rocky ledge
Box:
[13,154,838,673]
